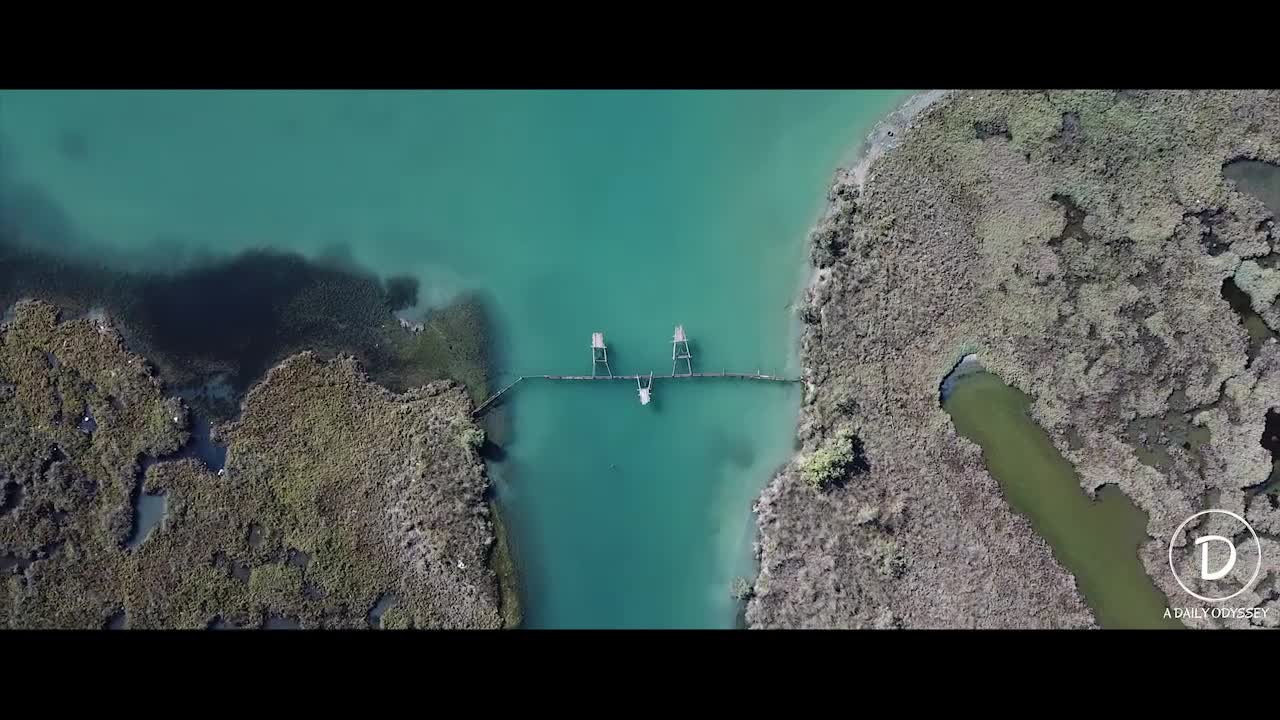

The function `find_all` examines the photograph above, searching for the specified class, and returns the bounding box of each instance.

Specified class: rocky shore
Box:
[747,90,1280,629]
[0,300,507,629]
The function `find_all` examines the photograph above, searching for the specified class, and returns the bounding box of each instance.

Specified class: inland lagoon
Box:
[942,366,1182,629]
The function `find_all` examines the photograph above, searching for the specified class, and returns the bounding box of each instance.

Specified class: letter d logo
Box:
[1194,535,1236,581]
[1169,509,1263,603]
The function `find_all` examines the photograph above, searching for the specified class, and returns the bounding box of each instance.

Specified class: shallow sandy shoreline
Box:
[851,90,953,188]
[803,91,952,293]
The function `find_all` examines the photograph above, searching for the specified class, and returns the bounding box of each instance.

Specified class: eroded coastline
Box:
[749,90,1280,629]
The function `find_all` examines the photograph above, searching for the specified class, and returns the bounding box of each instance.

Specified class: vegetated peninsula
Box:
[0,296,512,629]
[748,90,1280,629]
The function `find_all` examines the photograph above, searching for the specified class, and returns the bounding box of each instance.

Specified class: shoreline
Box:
[731,91,955,627]
[737,90,955,628]
[785,88,953,436]
[746,89,1280,630]
[780,90,955,402]
[802,91,952,292]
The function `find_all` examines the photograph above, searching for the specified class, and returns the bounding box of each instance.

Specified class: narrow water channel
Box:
[1225,158,1280,499]
[125,487,167,551]
[1222,277,1275,360]
[1259,411,1280,497]
[943,367,1181,629]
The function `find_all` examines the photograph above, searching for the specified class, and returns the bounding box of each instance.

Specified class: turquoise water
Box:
[0,90,907,628]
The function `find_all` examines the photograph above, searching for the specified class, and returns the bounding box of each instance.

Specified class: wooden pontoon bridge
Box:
[471,325,800,417]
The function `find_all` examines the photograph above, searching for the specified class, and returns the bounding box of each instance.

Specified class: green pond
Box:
[1225,159,1280,219]
[943,369,1182,629]
[0,89,908,628]
[934,158,1280,629]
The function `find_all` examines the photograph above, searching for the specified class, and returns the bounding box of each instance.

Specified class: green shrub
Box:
[380,607,412,630]
[866,536,907,579]
[801,425,864,490]
[854,505,881,526]
[458,426,485,452]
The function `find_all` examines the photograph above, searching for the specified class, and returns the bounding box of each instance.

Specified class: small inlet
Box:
[941,360,1180,628]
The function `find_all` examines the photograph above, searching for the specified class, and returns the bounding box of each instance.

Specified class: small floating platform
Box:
[637,372,653,405]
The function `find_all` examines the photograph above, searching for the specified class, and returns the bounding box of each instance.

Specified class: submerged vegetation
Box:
[0,234,495,420]
[486,499,523,629]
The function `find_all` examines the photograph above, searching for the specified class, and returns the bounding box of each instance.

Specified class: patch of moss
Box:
[1005,93,1063,157]
[249,564,303,612]
[379,606,411,630]
[864,534,907,579]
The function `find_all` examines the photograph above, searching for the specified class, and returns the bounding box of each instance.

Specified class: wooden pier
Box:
[471,371,798,417]
[468,326,800,417]
[536,372,795,382]
[472,376,528,416]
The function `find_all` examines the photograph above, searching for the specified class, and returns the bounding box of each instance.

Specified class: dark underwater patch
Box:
[384,275,420,311]
[0,230,495,421]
